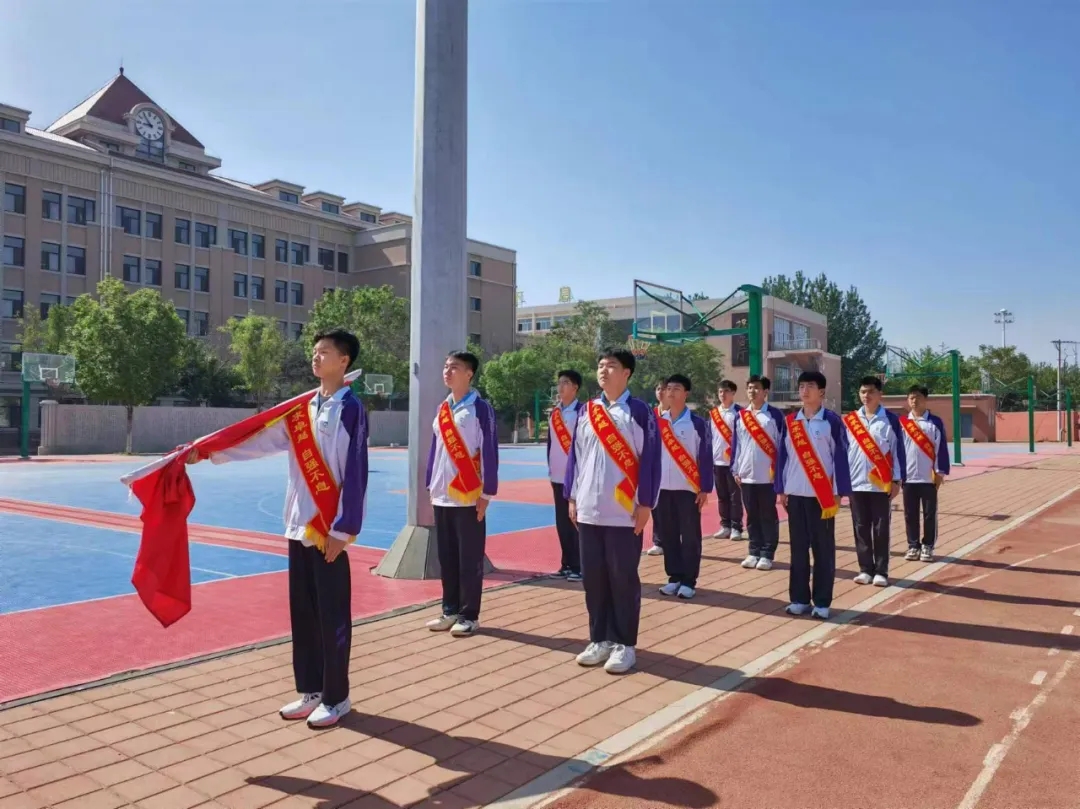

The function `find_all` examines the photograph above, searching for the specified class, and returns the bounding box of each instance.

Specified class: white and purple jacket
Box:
[732,402,787,485]
[847,405,907,492]
[775,407,853,498]
[660,408,715,495]
[564,390,662,528]
[902,410,950,484]
[425,389,500,507]
[547,399,586,484]
[710,403,742,467]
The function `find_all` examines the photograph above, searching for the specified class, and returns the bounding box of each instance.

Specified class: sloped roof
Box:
[47,71,204,148]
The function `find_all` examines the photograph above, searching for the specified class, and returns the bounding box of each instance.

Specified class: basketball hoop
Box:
[626,337,650,360]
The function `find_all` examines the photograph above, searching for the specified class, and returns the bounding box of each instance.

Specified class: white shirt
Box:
[428,390,496,507]
[660,408,702,493]
[733,403,782,484]
[548,401,582,483]
[781,408,839,498]
[710,404,739,467]
[847,406,903,492]
[903,411,944,484]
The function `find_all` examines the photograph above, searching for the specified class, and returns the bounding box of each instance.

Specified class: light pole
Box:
[993,309,1013,349]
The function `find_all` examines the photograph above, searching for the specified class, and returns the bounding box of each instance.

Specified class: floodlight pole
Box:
[20,379,31,459]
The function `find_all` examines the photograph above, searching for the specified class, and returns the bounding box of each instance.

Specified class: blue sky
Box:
[3,0,1078,363]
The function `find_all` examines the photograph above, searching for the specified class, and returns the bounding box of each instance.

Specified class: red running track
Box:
[550,491,1080,809]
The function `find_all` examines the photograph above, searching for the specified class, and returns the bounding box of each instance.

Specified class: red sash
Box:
[550,406,574,455]
[588,401,639,513]
[659,414,701,492]
[437,401,484,505]
[739,408,777,481]
[786,413,839,519]
[844,411,893,493]
[710,407,734,463]
[283,404,344,551]
[901,415,942,485]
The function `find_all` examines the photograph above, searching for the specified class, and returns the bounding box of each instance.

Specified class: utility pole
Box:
[993,309,1014,349]
[1051,339,1079,441]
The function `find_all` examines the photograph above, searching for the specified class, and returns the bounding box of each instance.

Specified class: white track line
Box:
[1030,671,1047,686]
[490,483,1080,809]
[956,651,1079,809]
[1062,625,1074,635]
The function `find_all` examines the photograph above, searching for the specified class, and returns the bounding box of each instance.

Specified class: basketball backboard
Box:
[633,280,689,339]
[22,353,76,385]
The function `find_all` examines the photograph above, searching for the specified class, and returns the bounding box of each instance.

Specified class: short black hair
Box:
[859,375,883,391]
[448,351,480,376]
[557,369,583,388]
[666,374,692,392]
[598,348,636,376]
[313,329,360,368]
[797,370,827,389]
[719,379,738,393]
[908,384,929,397]
[747,374,771,391]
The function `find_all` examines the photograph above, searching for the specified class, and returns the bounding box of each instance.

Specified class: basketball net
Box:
[626,337,650,359]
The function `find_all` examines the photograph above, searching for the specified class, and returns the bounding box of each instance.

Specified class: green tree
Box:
[68,278,186,452]
[171,337,242,406]
[221,315,285,410]
[277,340,316,399]
[480,347,552,440]
[964,345,1037,412]
[761,271,886,409]
[15,304,74,356]
[629,340,725,406]
[885,346,956,396]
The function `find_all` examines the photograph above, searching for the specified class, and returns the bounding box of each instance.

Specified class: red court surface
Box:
[549,490,1080,809]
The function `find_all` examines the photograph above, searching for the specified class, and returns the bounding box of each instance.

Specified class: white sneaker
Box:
[677,585,695,599]
[730,530,745,540]
[646,545,664,556]
[307,698,351,728]
[811,606,830,620]
[450,619,479,637]
[426,613,458,631]
[280,692,321,721]
[604,645,636,674]
[713,528,732,539]
[873,574,888,587]
[755,557,773,571]
[660,582,681,596]
[576,641,614,667]
[904,547,920,561]
[741,555,760,569]
[785,603,810,616]
[920,547,933,563]
[853,573,872,585]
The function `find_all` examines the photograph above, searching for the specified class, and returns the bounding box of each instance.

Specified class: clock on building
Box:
[134,108,164,141]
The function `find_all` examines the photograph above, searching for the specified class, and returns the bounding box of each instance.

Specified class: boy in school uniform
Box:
[424,351,500,637]
[900,385,950,563]
[845,375,907,587]
[709,379,744,540]
[548,369,585,581]
[646,382,667,557]
[189,329,369,728]
[732,375,786,571]
[776,371,851,620]
[656,375,714,600]
[565,348,661,674]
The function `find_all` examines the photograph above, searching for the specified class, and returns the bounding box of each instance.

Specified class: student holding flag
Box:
[548,369,585,581]
[776,371,851,619]
[709,379,743,539]
[900,385,950,563]
[183,329,369,729]
[425,351,500,637]
[565,348,661,674]
[732,375,785,571]
[656,375,714,600]
[845,375,907,587]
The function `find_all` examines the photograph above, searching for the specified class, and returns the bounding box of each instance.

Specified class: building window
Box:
[67,196,95,225]
[102,141,121,154]
[318,248,335,272]
[251,234,265,259]
[41,242,61,272]
[175,218,190,244]
[176,308,190,332]
[123,255,140,283]
[337,252,348,274]
[535,317,552,331]
[323,287,335,297]
[290,242,309,266]
[516,319,532,332]
[2,289,25,318]
[321,201,340,214]
[116,206,141,236]
[469,296,482,312]
[41,191,62,220]
[175,264,190,290]
[275,239,288,262]
[291,322,304,341]
[359,212,377,224]
[178,161,196,172]
[144,259,162,286]
[66,246,86,276]
[250,276,265,301]
[194,267,210,293]
[3,236,24,267]
[233,273,248,298]
[290,282,304,306]
[3,183,25,215]
[279,191,299,204]
[194,311,209,337]
[469,260,482,277]
[274,279,288,303]
[229,229,248,256]
[731,313,749,367]
[277,320,288,335]
[0,116,20,133]
[194,222,216,248]
[145,212,163,240]
[469,332,482,345]
[40,293,60,320]
[135,137,164,163]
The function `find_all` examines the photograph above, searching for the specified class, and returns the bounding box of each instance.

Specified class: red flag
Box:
[126,380,351,628]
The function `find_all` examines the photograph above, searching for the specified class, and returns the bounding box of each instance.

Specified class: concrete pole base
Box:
[373,524,496,579]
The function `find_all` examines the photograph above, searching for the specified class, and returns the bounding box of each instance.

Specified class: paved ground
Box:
[0,453,1078,809]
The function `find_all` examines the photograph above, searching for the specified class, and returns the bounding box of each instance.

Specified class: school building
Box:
[0,71,518,447]
[517,293,844,410]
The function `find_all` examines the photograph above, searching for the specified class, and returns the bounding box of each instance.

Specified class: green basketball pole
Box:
[1067,390,1073,448]
[20,378,31,460]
